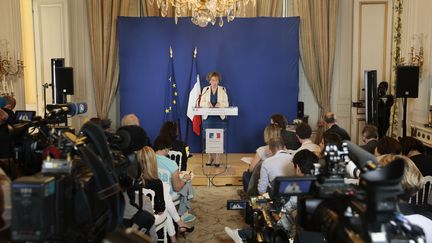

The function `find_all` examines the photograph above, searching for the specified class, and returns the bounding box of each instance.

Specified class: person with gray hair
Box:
[121,114,140,126]
[120,113,151,147]
[323,112,351,141]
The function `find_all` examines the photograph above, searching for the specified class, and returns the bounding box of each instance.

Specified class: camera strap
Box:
[127,181,144,212]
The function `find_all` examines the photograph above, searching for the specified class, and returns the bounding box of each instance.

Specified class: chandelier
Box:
[149,0,256,27]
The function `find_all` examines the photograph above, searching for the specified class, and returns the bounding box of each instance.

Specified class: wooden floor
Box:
[187,153,253,186]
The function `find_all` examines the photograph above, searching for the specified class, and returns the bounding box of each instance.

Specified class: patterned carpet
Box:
[178,186,247,243]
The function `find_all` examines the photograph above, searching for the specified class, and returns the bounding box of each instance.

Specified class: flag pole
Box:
[169,46,183,142]
[185,47,198,146]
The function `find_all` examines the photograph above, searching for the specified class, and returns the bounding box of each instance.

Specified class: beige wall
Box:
[20,0,37,110]
[0,0,24,110]
[402,0,432,129]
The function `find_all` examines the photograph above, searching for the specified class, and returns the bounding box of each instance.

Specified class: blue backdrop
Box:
[118,17,299,152]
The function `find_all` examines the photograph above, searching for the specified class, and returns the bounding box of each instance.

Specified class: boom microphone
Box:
[47,102,88,116]
[344,140,378,172]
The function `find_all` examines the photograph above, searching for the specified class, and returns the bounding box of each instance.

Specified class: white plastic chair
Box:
[142,188,168,243]
[158,168,180,206]
[167,150,183,171]
[409,175,432,205]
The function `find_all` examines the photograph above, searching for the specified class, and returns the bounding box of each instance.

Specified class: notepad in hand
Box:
[240,157,253,165]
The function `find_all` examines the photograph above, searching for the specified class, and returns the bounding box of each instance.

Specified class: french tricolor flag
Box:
[186,49,202,135]
[209,132,221,139]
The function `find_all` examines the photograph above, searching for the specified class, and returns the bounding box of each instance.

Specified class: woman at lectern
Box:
[200,71,229,167]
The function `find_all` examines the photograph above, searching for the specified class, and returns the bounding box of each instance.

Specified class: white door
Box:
[351,0,393,144]
[33,0,70,115]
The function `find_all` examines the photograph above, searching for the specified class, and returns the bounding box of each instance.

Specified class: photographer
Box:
[225,150,317,243]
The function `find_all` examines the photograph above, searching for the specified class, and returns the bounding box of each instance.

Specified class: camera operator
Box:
[225,150,318,243]
[0,96,16,168]
[378,154,432,243]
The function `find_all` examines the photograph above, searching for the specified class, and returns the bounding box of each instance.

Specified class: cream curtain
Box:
[296,0,339,142]
[87,0,130,119]
[141,0,175,16]
[241,0,282,17]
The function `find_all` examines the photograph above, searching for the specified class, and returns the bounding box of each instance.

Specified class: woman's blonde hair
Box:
[378,154,424,200]
[264,124,281,144]
[136,146,159,182]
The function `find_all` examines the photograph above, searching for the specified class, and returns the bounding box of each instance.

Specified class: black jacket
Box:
[326,124,351,141]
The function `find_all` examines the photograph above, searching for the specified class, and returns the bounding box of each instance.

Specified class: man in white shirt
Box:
[288,122,320,156]
[258,138,294,195]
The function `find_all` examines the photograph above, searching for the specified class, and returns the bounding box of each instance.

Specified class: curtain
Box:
[296,0,339,143]
[242,0,282,17]
[141,0,175,16]
[87,0,131,119]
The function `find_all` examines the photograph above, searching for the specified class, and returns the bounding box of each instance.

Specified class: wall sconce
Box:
[400,34,425,78]
[0,39,24,97]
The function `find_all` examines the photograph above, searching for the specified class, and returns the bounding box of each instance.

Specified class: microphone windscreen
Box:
[116,125,148,153]
[67,102,88,116]
[0,96,7,107]
[345,140,377,171]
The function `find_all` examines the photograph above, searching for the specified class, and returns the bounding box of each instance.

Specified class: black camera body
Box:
[228,142,426,243]
[10,115,146,242]
[297,142,425,243]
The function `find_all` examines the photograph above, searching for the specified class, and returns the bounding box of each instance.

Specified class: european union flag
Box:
[164,47,179,122]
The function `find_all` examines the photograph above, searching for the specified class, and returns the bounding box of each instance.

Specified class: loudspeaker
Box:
[51,58,65,104]
[297,101,304,118]
[396,66,419,98]
[55,67,74,95]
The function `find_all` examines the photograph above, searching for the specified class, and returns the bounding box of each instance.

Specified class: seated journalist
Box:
[154,135,195,217]
[225,150,317,243]
[159,121,189,171]
[257,137,294,195]
[243,124,281,196]
[270,114,300,150]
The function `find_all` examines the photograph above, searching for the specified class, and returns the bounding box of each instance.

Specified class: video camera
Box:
[228,142,426,243]
[10,104,149,242]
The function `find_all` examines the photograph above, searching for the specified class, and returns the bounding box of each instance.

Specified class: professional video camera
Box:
[228,142,426,243]
[296,142,425,243]
[10,104,149,242]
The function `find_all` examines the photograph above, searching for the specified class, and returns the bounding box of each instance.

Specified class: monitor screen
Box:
[15,110,36,122]
[273,176,316,197]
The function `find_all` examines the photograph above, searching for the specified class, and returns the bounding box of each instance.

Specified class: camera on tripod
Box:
[10,105,148,242]
[227,142,426,243]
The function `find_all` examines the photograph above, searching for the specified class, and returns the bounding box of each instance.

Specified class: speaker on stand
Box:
[51,58,65,104]
[396,65,419,137]
[48,58,74,125]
